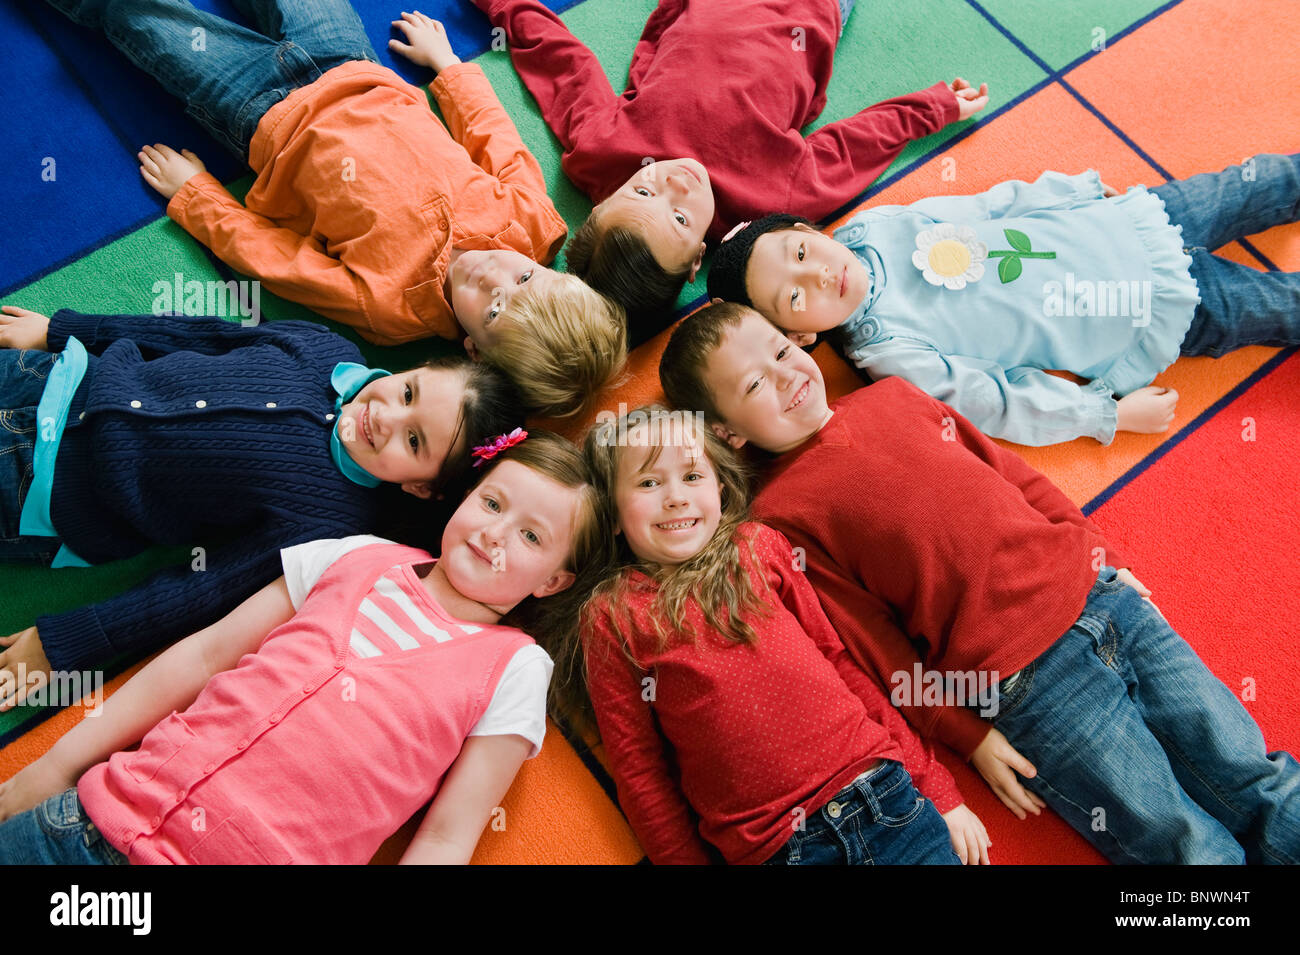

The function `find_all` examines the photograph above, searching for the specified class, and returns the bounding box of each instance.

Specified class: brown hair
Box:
[481,430,615,726]
[569,406,767,729]
[657,300,755,425]
[565,210,691,349]
[479,275,628,419]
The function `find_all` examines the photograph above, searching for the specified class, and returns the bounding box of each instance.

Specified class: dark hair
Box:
[566,211,690,350]
[658,301,755,424]
[706,213,811,308]
[419,354,524,502]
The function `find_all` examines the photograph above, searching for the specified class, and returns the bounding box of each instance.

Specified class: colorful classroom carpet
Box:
[1,0,1297,865]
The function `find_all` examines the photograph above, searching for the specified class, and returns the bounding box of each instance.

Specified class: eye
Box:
[674,211,687,226]
[488,304,502,322]
[684,471,703,482]
[777,346,790,360]
[790,287,801,309]
[519,270,533,284]
[745,378,761,396]
[797,242,805,262]
[404,383,413,404]
[634,186,652,197]
[522,529,540,545]
[637,477,659,489]
[408,432,419,453]
[483,495,500,512]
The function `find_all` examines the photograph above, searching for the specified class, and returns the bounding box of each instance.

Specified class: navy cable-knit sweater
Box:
[37,310,382,672]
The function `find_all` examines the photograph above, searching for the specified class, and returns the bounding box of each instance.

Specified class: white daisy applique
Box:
[913,224,987,289]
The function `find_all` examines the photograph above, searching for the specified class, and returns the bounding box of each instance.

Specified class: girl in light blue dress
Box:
[707,154,1300,446]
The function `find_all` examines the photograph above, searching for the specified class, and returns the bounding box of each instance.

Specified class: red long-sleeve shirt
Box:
[476,0,958,237]
[582,522,962,865]
[752,378,1127,759]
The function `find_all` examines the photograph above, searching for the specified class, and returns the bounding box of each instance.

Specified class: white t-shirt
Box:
[280,535,552,757]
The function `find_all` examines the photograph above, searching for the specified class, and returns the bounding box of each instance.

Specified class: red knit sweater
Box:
[582,522,962,865]
[752,378,1126,759]
[476,0,958,237]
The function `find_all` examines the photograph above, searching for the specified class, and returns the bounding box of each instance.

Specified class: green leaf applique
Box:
[988,228,1056,283]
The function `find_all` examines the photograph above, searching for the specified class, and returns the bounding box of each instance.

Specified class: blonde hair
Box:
[487,430,615,727]
[480,275,628,419]
[568,406,766,730]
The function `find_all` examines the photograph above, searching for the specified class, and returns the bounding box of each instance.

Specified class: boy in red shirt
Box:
[473,0,987,345]
[658,302,1300,864]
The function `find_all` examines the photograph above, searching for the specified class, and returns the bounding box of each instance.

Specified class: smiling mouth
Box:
[680,162,702,186]
[656,518,700,532]
[361,405,375,448]
[468,540,495,566]
[840,265,848,297]
[785,380,810,412]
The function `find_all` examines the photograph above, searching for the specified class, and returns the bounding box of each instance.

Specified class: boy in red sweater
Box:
[473,0,987,346]
[658,302,1300,864]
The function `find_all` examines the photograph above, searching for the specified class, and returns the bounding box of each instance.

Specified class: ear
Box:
[401,480,435,500]
[710,420,747,450]
[532,568,576,599]
[463,336,481,362]
[686,242,707,283]
[786,330,817,348]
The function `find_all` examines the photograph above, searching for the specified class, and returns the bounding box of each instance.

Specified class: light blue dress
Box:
[835,170,1201,445]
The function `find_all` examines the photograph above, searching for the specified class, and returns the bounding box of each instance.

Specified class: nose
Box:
[662,478,689,509]
[819,263,833,288]
[665,169,690,196]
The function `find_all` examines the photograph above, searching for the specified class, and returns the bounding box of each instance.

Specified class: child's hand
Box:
[0,626,52,712]
[970,727,1047,819]
[0,756,75,826]
[1116,385,1178,434]
[390,11,461,73]
[1100,181,1122,198]
[950,78,989,121]
[0,306,51,350]
[942,803,992,864]
[138,143,206,200]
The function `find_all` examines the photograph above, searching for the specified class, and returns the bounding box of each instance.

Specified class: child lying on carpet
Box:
[658,302,1300,864]
[45,0,624,417]
[706,154,1300,445]
[0,430,606,864]
[0,304,517,713]
[472,0,987,346]
[571,404,989,864]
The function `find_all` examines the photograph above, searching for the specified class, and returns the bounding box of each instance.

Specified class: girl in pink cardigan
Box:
[0,431,607,865]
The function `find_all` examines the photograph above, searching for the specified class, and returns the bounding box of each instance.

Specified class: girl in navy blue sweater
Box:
[0,305,520,706]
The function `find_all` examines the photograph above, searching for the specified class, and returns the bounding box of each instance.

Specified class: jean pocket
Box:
[35,789,86,835]
[991,660,1036,720]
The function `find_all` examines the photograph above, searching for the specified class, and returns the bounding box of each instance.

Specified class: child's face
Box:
[745,226,871,334]
[448,249,563,357]
[439,459,581,608]
[597,158,713,276]
[338,366,467,497]
[613,421,723,567]
[703,310,833,453]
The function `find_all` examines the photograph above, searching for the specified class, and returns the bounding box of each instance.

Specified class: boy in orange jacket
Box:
[46,2,624,417]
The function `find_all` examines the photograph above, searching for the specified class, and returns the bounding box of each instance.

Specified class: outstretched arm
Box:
[473,0,620,161]
[0,578,293,824]
[860,339,1120,447]
[789,82,958,221]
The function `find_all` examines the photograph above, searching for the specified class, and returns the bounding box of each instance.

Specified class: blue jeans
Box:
[764,760,960,865]
[988,568,1300,864]
[0,350,60,562]
[837,0,855,38]
[1150,153,1300,357]
[0,788,128,865]
[44,0,377,159]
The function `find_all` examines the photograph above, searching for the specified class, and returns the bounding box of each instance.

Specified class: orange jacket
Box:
[166,61,567,345]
